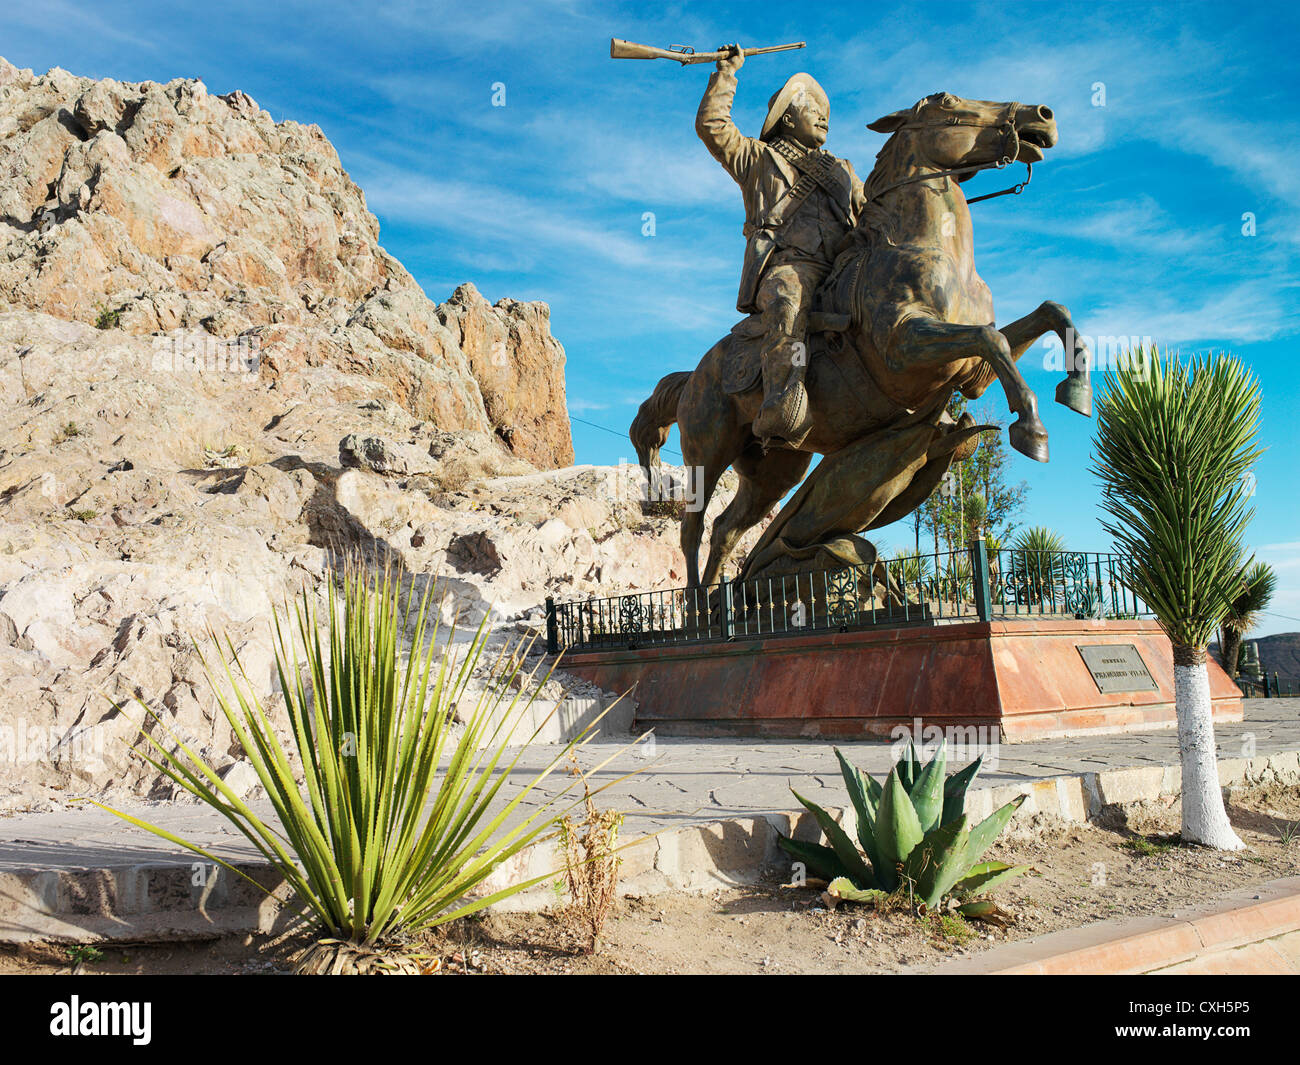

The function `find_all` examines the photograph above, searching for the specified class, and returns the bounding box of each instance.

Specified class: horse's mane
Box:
[855,130,910,246]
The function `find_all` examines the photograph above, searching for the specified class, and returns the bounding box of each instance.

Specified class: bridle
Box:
[865,100,1033,207]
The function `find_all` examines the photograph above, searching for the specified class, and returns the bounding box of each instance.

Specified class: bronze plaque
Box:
[1077,644,1159,694]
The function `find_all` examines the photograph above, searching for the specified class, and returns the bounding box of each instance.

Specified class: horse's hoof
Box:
[1009,417,1049,463]
[1056,375,1093,418]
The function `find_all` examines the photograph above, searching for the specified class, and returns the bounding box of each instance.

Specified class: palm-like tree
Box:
[1010,526,1067,609]
[1092,348,1262,850]
[1013,526,1067,555]
[1219,561,1277,678]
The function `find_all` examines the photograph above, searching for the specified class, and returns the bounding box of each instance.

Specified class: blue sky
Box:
[3,0,1298,635]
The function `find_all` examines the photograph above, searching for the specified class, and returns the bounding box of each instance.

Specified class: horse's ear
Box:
[867,109,909,133]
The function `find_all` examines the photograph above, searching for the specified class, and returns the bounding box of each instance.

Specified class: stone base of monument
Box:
[558,618,1243,741]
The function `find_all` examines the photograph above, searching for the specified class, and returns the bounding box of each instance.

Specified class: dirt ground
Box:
[4,781,1299,975]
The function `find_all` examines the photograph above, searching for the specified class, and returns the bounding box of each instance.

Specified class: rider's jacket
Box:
[696,70,865,313]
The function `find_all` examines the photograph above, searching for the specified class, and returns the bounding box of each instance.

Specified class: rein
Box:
[865,101,1033,207]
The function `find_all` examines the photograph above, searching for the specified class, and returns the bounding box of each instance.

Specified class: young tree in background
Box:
[969,408,1028,542]
[923,397,1028,555]
[1219,561,1277,678]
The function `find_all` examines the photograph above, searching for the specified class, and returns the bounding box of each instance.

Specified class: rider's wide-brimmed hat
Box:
[761,73,829,140]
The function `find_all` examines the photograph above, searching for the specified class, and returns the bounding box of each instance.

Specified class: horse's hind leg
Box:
[677,351,750,587]
[680,460,722,589]
[701,446,813,587]
[887,316,1049,462]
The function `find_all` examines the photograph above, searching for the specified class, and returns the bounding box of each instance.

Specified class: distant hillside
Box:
[1216,631,1300,682]
[1254,632,1300,683]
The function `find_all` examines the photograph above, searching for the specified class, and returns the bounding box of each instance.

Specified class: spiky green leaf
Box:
[905,816,971,908]
[951,860,1030,899]
[791,790,877,889]
[941,755,982,824]
[776,834,851,882]
[966,794,1027,868]
[910,740,947,832]
[872,767,924,891]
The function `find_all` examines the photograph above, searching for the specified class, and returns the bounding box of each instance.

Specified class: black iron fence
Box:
[1236,674,1300,698]
[545,544,1153,654]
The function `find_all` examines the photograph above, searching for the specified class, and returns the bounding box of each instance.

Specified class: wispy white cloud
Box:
[357,167,730,276]
[524,112,735,207]
[1027,196,1215,257]
[1085,280,1300,347]
[1,0,156,50]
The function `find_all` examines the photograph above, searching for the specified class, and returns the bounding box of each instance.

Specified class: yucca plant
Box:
[777,742,1027,918]
[1092,347,1261,850]
[95,565,631,972]
[887,554,933,594]
[1013,525,1067,554]
[939,556,973,604]
[1219,561,1276,678]
[1010,526,1067,609]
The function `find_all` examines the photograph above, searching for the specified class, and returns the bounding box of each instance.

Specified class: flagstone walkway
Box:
[2,699,1296,874]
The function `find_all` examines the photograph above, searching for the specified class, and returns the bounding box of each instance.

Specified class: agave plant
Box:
[777,742,1027,917]
[95,565,631,973]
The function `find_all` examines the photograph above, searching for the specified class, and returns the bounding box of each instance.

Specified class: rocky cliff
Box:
[0,56,572,467]
[0,58,756,810]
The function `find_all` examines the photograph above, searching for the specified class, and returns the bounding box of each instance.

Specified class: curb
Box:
[929,876,1300,975]
[2,747,1298,946]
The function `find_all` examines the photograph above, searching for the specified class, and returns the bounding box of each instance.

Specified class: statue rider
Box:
[696,43,865,450]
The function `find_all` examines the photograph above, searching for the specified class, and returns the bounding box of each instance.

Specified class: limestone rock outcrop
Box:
[0,58,764,809]
[0,56,573,467]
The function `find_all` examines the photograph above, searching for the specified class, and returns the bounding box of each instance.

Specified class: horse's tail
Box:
[630,370,691,476]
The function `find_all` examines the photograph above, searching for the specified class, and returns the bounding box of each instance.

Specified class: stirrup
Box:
[755,391,812,452]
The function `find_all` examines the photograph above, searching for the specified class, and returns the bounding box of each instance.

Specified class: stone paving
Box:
[1,699,1295,875]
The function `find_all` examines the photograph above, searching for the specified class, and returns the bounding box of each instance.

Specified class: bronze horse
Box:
[631,92,1092,590]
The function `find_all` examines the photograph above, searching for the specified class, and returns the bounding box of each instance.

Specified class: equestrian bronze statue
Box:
[626,45,1093,594]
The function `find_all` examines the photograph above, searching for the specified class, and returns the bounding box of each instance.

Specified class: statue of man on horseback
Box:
[624,42,1094,594]
[696,44,866,450]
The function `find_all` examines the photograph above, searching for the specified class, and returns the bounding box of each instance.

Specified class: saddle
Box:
[720,242,864,396]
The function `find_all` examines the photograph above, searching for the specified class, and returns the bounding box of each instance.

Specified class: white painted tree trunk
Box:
[1174,662,1243,850]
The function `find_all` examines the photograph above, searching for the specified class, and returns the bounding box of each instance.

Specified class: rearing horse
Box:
[631,92,1092,590]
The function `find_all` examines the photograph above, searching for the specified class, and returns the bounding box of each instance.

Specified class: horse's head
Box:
[868,92,1057,176]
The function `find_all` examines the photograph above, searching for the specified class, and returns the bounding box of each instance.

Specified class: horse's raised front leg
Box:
[999,301,1092,417]
[886,316,1049,462]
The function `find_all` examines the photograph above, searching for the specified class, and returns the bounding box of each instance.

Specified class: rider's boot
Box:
[752,333,812,451]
